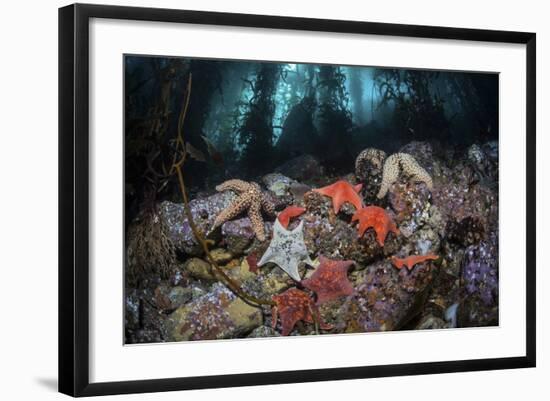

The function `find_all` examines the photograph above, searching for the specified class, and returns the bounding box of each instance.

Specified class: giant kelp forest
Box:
[124,55,499,343]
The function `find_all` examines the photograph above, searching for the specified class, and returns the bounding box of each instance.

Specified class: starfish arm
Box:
[293,223,313,266]
[271,306,278,329]
[215,179,250,193]
[391,223,400,235]
[355,149,368,174]
[412,170,433,189]
[355,148,387,180]
[319,320,334,330]
[375,228,386,246]
[391,257,403,269]
[282,260,301,281]
[350,192,364,211]
[261,195,276,216]
[277,213,290,229]
[212,193,250,229]
[399,153,433,190]
[377,154,400,199]
[280,315,297,336]
[313,187,330,197]
[278,206,304,228]
[377,183,389,199]
[258,246,275,267]
[291,220,305,234]
[303,255,314,267]
[248,202,266,242]
[332,196,345,214]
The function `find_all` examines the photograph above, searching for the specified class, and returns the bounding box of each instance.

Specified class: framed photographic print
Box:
[58,3,536,397]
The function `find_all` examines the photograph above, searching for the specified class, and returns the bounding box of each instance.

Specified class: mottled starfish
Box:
[258,219,313,281]
[212,179,275,242]
[271,288,332,336]
[302,256,355,304]
[377,153,433,199]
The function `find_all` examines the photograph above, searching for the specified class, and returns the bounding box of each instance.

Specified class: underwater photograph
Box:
[124,55,499,344]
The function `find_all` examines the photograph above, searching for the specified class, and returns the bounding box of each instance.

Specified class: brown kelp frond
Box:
[126,208,176,285]
[171,74,275,307]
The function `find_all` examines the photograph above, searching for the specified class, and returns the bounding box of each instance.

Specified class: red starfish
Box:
[271,288,332,336]
[391,254,439,271]
[313,180,363,214]
[246,253,259,274]
[352,206,399,246]
[302,256,355,304]
[277,205,306,229]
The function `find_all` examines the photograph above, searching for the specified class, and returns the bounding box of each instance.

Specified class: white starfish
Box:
[258,219,313,281]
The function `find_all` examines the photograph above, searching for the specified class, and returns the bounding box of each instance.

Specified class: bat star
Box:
[258,219,313,281]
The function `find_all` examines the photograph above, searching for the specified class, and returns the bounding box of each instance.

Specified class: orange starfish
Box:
[277,205,306,229]
[313,180,363,214]
[271,288,332,336]
[302,256,355,304]
[352,206,399,246]
[391,254,439,271]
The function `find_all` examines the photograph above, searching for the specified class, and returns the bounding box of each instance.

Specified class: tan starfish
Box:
[355,148,387,181]
[212,179,275,241]
[377,153,433,199]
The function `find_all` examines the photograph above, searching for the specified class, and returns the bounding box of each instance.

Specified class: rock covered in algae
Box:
[446,216,485,247]
[158,193,236,256]
[339,258,438,332]
[183,255,257,284]
[209,248,234,264]
[159,191,277,257]
[262,173,297,197]
[398,141,434,173]
[431,160,498,232]
[165,283,262,341]
[355,148,387,201]
[388,181,432,226]
[300,212,397,267]
[219,218,255,255]
[153,282,193,311]
[275,154,323,182]
[184,257,215,281]
[133,140,501,341]
[125,289,140,331]
[459,233,498,327]
[247,325,281,338]
[415,315,448,330]
[125,286,169,344]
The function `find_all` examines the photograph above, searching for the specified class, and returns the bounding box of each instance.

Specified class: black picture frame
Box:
[59,3,536,397]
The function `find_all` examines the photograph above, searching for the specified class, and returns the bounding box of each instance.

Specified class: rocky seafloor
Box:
[125,141,499,343]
